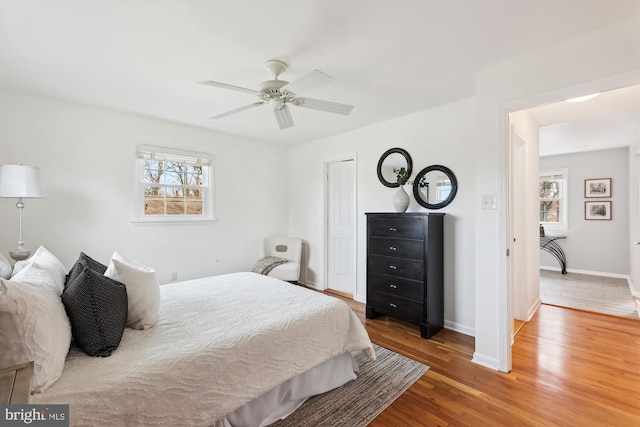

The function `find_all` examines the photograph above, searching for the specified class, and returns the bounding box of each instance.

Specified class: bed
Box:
[0,248,375,426]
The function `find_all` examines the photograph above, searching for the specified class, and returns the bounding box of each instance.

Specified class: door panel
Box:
[327,160,356,294]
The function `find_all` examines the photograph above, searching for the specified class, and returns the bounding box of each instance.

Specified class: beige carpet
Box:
[272,344,428,427]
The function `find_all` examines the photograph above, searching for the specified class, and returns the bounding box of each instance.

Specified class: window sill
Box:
[132,217,218,225]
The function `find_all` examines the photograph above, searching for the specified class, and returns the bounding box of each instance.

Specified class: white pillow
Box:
[104,251,160,330]
[0,253,11,280]
[0,278,72,393]
[11,246,66,295]
[11,260,65,297]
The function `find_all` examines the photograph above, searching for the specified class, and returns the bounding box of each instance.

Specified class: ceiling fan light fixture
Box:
[199,60,354,129]
[259,79,288,97]
[566,93,600,103]
[273,103,294,130]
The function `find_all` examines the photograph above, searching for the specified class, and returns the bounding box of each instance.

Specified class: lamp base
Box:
[9,249,31,261]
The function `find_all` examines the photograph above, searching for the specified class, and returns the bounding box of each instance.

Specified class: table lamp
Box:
[0,164,45,260]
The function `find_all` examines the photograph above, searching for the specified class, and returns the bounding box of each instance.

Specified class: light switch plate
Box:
[482,194,497,210]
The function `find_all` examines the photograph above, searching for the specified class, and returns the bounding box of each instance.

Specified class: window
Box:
[435,176,451,203]
[539,169,567,231]
[136,145,214,222]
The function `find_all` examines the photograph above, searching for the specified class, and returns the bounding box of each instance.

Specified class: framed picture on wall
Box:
[584,178,612,198]
[585,201,611,220]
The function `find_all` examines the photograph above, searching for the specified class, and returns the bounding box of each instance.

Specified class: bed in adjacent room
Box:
[0,247,375,426]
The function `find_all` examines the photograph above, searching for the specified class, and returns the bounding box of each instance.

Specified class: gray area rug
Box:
[272,344,429,427]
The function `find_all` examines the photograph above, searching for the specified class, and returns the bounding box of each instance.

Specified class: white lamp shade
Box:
[0,164,45,198]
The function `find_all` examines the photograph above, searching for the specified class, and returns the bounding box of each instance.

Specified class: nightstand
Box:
[0,361,34,404]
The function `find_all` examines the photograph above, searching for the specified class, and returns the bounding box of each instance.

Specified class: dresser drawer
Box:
[368,274,423,301]
[368,218,423,239]
[369,237,424,260]
[369,254,424,281]
[368,292,422,323]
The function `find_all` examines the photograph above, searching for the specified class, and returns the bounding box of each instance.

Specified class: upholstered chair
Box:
[260,237,303,282]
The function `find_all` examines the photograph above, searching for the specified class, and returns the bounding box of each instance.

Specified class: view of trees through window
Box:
[539,176,561,223]
[143,160,204,216]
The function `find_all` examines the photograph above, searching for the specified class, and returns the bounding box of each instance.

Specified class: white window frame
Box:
[133,144,215,223]
[539,168,568,234]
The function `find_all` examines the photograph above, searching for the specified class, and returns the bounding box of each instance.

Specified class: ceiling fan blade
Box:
[295,97,354,115]
[281,69,332,95]
[199,80,261,96]
[210,102,264,119]
[273,103,294,130]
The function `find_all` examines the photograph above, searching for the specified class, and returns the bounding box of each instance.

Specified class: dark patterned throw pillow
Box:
[65,252,108,289]
[62,266,128,357]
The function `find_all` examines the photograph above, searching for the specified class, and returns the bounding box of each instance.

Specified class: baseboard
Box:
[527,297,542,321]
[444,320,474,337]
[628,276,638,297]
[629,277,640,316]
[471,352,500,371]
[300,281,322,291]
[540,265,629,280]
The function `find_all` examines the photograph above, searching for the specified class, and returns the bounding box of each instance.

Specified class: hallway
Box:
[540,269,638,319]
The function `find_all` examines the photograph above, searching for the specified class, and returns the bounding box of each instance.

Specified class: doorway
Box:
[499,80,640,372]
[326,157,356,296]
[527,85,638,318]
[506,83,640,354]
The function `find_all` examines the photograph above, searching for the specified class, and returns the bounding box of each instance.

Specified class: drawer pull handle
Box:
[389,284,397,289]
[389,265,397,270]
[389,246,398,251]
[388,227,398,232]
[389,303,397,309]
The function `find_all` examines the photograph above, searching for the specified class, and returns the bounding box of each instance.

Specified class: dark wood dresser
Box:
[365,212,444,339]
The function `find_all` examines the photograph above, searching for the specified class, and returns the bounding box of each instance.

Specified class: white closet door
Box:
[327,159,355,295]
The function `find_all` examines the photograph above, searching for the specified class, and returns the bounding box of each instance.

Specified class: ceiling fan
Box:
[199,60,354,130]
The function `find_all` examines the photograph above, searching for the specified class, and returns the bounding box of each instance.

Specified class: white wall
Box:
[0,91,290,283]
[540,148,629,275]
[473,16,640,371]
[289,97,477,336]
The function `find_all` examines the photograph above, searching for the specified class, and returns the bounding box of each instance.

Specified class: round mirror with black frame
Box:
[376,148,413,188]
[413,165,458,209]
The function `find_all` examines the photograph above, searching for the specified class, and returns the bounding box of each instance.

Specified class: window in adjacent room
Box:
[135,144,214,222]
[539,169,567,232]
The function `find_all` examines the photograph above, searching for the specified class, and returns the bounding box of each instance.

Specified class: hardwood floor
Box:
[332,294,640,426]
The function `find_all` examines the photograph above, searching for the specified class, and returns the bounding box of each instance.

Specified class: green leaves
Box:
[393,167,409,185]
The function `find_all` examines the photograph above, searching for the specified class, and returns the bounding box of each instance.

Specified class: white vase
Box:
[393,185,410,212]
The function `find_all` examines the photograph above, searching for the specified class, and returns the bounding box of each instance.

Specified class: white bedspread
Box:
[32,272,374,426]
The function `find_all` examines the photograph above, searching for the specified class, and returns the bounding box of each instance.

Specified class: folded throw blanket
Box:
[251,256,288,275]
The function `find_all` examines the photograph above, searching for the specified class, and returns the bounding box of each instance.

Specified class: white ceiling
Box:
[1,0,639,147]
[528,85,640,157]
